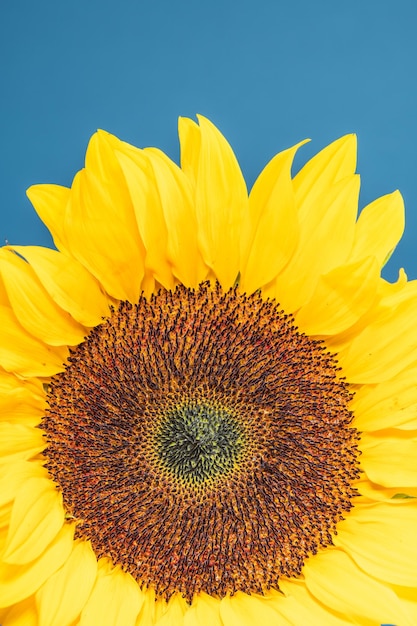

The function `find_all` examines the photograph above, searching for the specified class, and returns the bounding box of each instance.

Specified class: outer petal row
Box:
[334,501,417,587]
[0,524,74,608]
[334,281,417,384]
[10,120,405,364]
[302,548,415,625]
[0,372,44,427]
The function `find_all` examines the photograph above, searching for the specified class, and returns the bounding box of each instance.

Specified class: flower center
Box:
[42,283,360,602]
[155,401,245,484]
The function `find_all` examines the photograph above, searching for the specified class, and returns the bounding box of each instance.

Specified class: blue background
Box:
[1,0,416,282]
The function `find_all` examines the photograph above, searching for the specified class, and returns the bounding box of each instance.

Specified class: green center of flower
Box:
[42,282,360,603]
[155,402,245,484]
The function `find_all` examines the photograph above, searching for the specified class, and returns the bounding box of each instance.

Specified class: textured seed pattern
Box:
[42,283,360,602]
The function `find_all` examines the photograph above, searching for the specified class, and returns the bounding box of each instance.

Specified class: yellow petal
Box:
[3,477,64,564]
[79,559,143,626]
[388,584,417,623]
[114,147,174,289]
[85,130,136,196]
[183,593,222,626]
[293,134,357,217]
[0,596,38,626]
[360,432,417,487]
[135,588,158,626]
[350,190,405,268]
[153,594,188,625]
[271,174,360,312]
[144,147,207,287]
[0,423,45,465]
[295,256,379,336]
[178,117,201,185]
[356,478,417,501]
[178,115,248,289]
[336,291,417,383]
[220,592,292,626]
[0,523,74,607]
[64,167,145,302]
[10,246,111,327]
[240,143,304,293]
[0,460,47,507]
[334,501,417,586]
[0,516,9,549]
[0,305,67,377]
[0,373,44,426]
[350,365,417,431]
[378,269,414,306]
[0,370,43,396]
[135,590,177,626]
[0,249,86,346]
[303,548,414,625]
[26,184,71,254]
[0,271,10,306]
[36,540,98,626]
[278,580,351,625]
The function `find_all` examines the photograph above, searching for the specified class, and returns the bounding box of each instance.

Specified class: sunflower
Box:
[0,116,416,626]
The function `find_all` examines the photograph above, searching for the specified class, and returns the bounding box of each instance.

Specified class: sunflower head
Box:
[41,282,360,601]
[0,116,416,626]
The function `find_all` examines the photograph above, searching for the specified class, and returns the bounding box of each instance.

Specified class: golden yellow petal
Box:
[350,365,417,431]
[295,256,379,336]
[0,305,67,377]
[278,580,352,625]
[3,477,64,564]
[144,147,207,287]
[0,271,10,306]
[293,134,357,216]
[220,592,291,626]
[356,477,417,501]
[360,431,417,487]
[183,593,222,626]
[0,370,43,399]
[178,117,201,186]
[9,246,111,327]
[0,249,86,346]
[26,184,71,255]
[388,584,417,622]
[79,559,143,626]
[0,509,11,547]
[0,460,47,507]
[36,540,98,626]
[377,269,414,306]
[0,424,45,465]
[0,372,44,427]
[134,588,157,626]
[303,548,414,625]
[336,290,417,383]
[334,501,417,586]
[240,143,304,294]
[85,130,135,199]
[0,596,38,626]
[114,147,174,289]
[0,523,74,607]
[64,167,145,302]
[350,190,405,268]
[178,115,248,289]
[152,594,188,626]
[271,174,360,312]
[0,306,68,376]
[135,590,179,626]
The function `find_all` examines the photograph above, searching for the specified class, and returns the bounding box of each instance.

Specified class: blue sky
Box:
[1,0,417,281]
